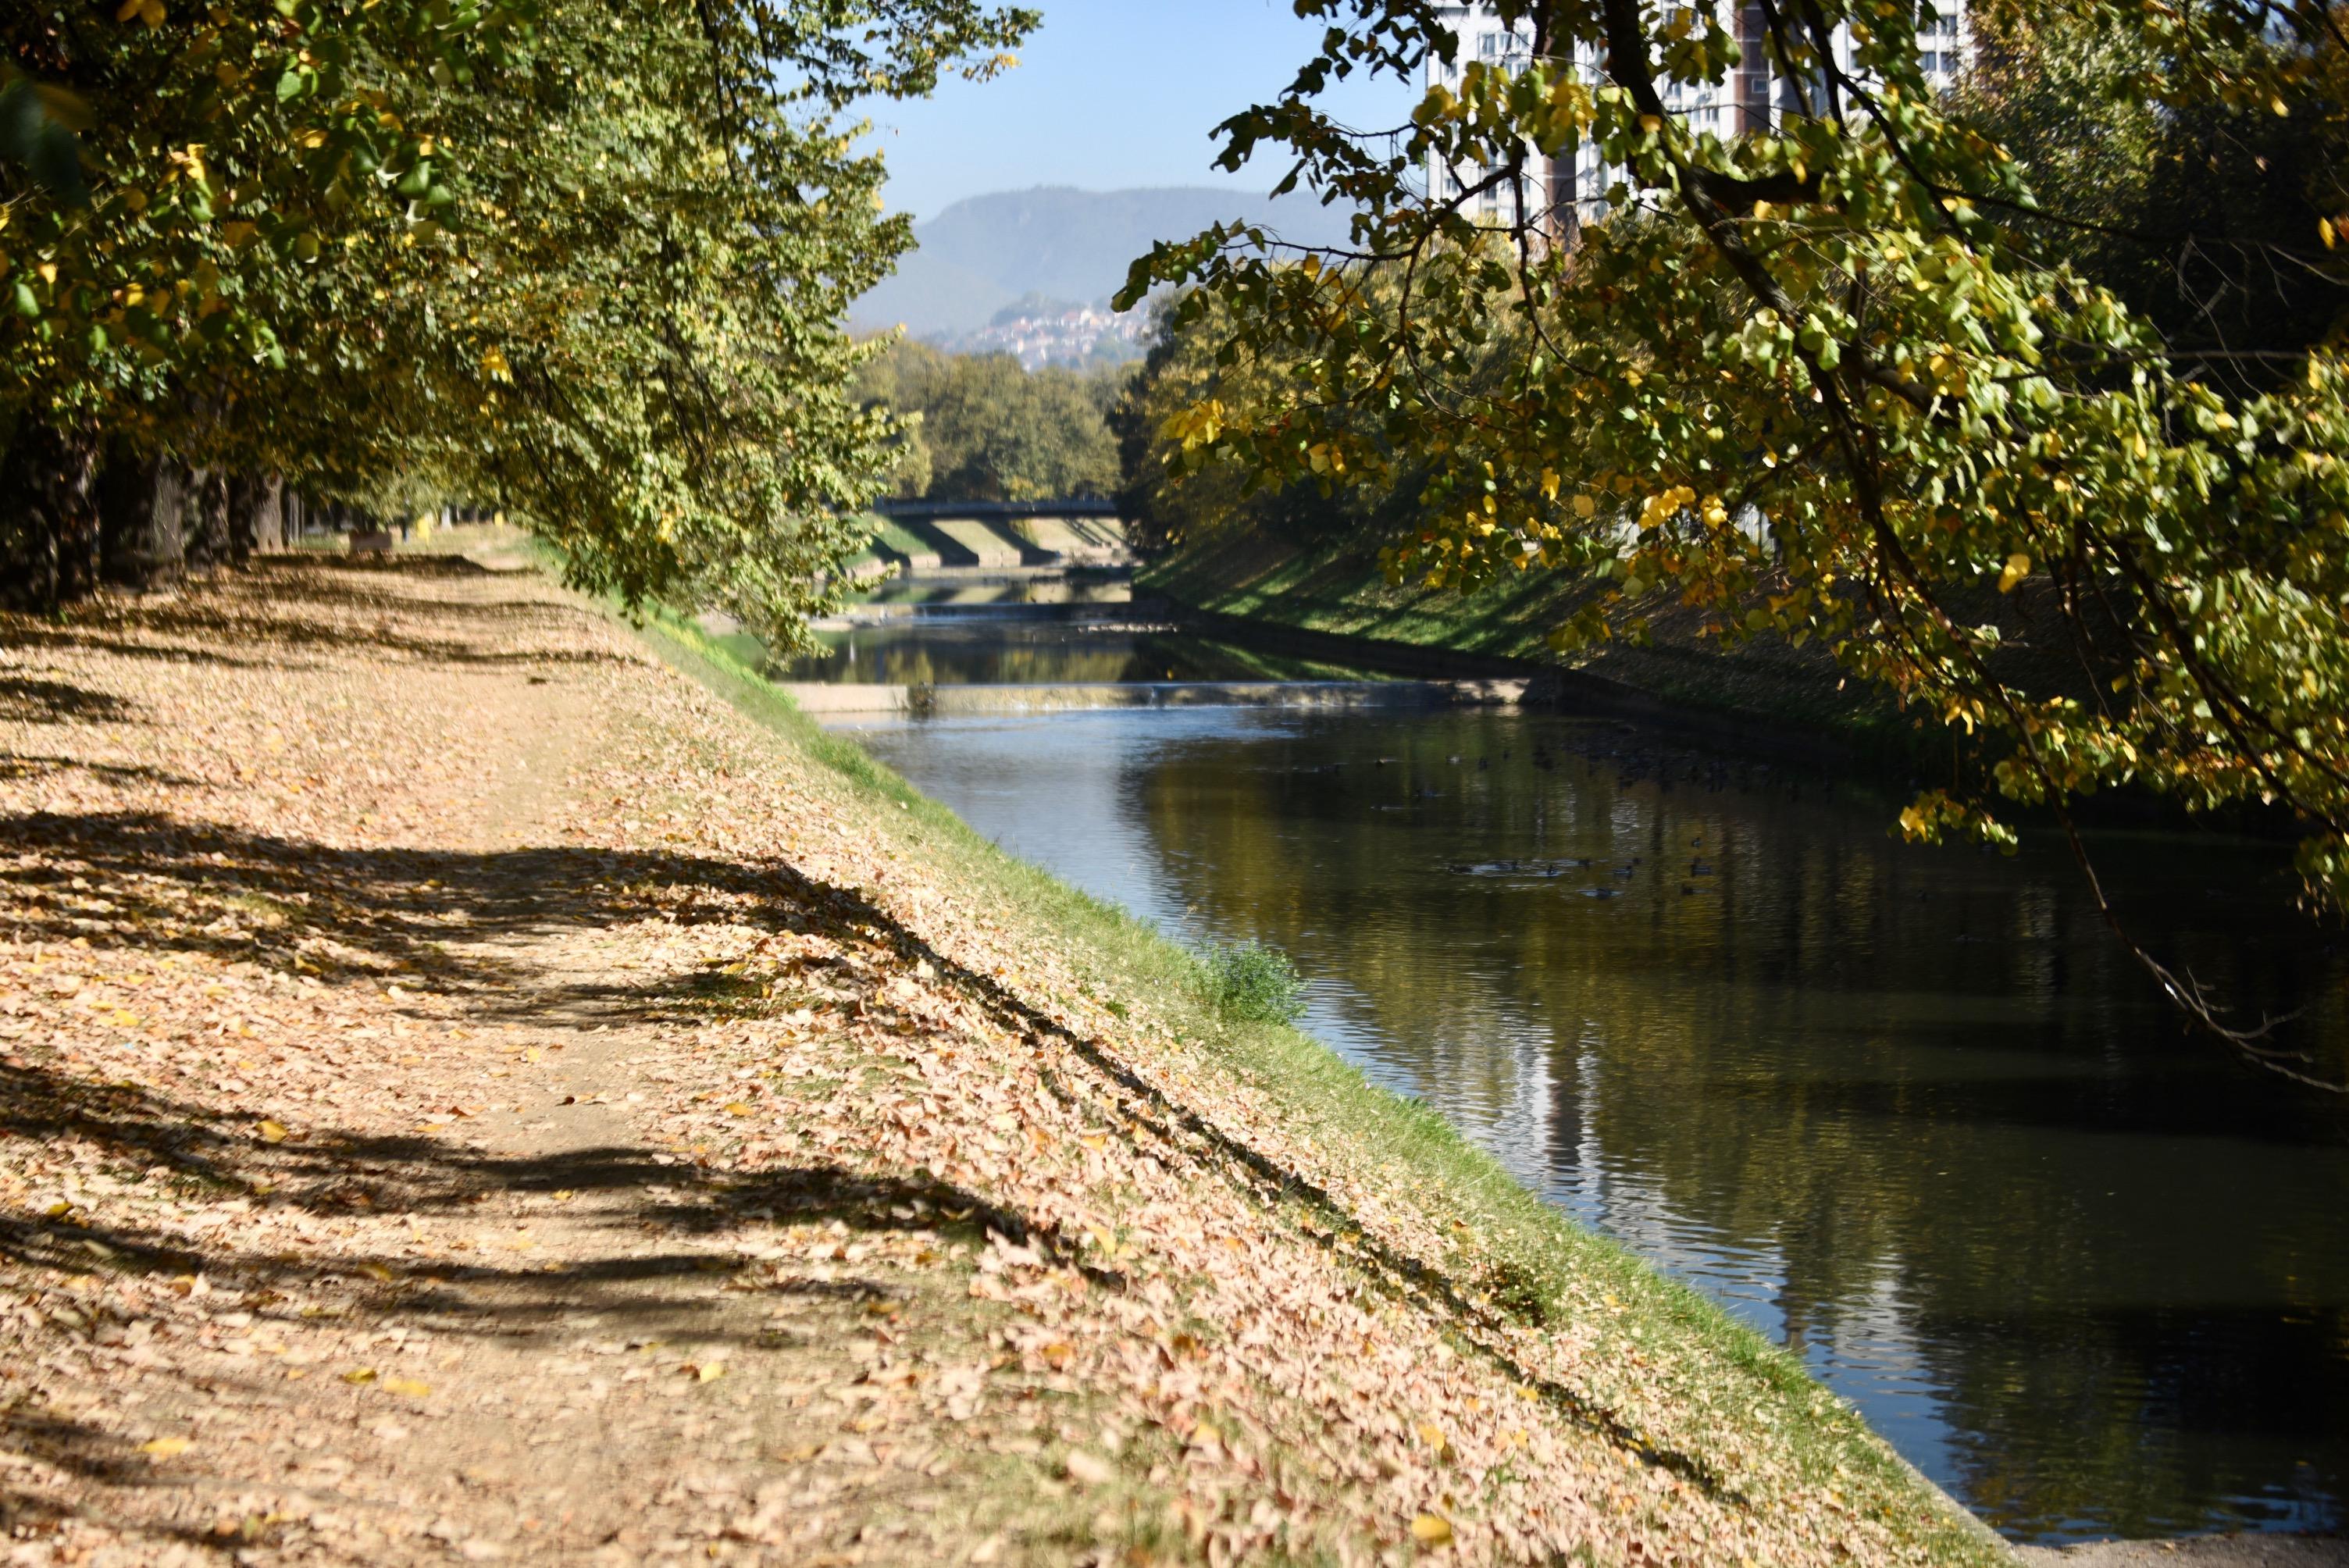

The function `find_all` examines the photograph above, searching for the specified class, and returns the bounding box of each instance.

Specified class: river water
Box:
[799,587,2349,1546]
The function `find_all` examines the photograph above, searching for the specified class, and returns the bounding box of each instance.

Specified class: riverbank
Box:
[0,557,2005,1563]
[2019,1538,2349,1566]
[1142,531,1916,761]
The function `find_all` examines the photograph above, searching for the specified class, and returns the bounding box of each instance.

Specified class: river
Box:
[785,583,2349,1547]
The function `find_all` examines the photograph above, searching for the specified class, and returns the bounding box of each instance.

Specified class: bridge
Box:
[861,497,1130,573]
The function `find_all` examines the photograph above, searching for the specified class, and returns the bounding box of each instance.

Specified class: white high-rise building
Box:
[1425,3,1968,233]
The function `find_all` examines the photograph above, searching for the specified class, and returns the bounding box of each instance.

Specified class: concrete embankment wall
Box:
[784,677,1528,717]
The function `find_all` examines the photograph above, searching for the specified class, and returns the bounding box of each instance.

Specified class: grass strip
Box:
[628,604,2016,1567]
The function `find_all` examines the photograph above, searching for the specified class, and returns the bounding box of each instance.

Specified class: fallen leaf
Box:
[258,1120,288,1144]
[382,1377,430,1397]
[342,1367,379,1384]
[1410,1513,1454,1548]
[140,1436,191,1459]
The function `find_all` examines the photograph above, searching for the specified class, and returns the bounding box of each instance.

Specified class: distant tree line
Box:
[858,340,1125,504]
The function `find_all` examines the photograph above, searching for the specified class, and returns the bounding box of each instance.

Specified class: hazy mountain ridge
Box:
[853,185,1356,344]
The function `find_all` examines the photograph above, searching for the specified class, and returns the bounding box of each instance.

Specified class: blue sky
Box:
[857,0,1412,222]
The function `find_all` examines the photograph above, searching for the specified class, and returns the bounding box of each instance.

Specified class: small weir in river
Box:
[776,574,2349,1547]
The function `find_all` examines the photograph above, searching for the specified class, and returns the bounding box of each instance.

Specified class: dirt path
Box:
[0,556,2012,1566]
[0,561,1044,1563]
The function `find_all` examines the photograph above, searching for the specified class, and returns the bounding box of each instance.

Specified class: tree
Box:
[2,0,1038,642]
[1123,0,2349,1082]
[1115,290,1424,555]
[859,340,1123,503]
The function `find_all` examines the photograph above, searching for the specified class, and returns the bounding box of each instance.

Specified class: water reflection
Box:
[847,704,2349,1545]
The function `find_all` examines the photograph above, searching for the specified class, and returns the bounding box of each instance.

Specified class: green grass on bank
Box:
[626,604,2012,1566]
[1144,530,1918,760]
[1144,529,1575,662]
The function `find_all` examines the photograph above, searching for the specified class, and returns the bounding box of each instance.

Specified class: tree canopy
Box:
[1124,0,2349,1081]
[2,0,1035,641]
[858,338,1123,504]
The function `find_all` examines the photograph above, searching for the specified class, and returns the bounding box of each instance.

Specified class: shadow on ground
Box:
[1,794,1730,1501]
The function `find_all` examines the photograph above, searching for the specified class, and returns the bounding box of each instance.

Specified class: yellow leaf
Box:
[140,1436,191,1458]
[723,1100,752,1116]
[381,1377,430,1398]
[341,1368,378,1384]
[1998,552,2031,593]
[257,1120,287,1144]
[1410,1513,1454,1547]
[360,1263,394,1281]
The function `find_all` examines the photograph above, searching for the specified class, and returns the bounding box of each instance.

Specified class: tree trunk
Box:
[182,467,231,569]
[226,471,280,562]
[98,441,189,590]
[0,418,102,611]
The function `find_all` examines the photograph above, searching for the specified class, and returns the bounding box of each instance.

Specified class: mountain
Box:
[851,185,1356,340]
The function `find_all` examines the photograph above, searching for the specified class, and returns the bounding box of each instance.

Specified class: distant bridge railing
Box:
[871,497,1121,520]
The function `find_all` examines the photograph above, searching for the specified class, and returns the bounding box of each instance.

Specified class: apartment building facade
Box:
[1425,2,1968,231]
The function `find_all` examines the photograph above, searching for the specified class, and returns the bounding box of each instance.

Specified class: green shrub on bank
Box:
[1198,939,1306,1025]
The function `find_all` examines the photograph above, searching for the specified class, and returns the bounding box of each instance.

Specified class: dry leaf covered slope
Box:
[0,558,2006,1565]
